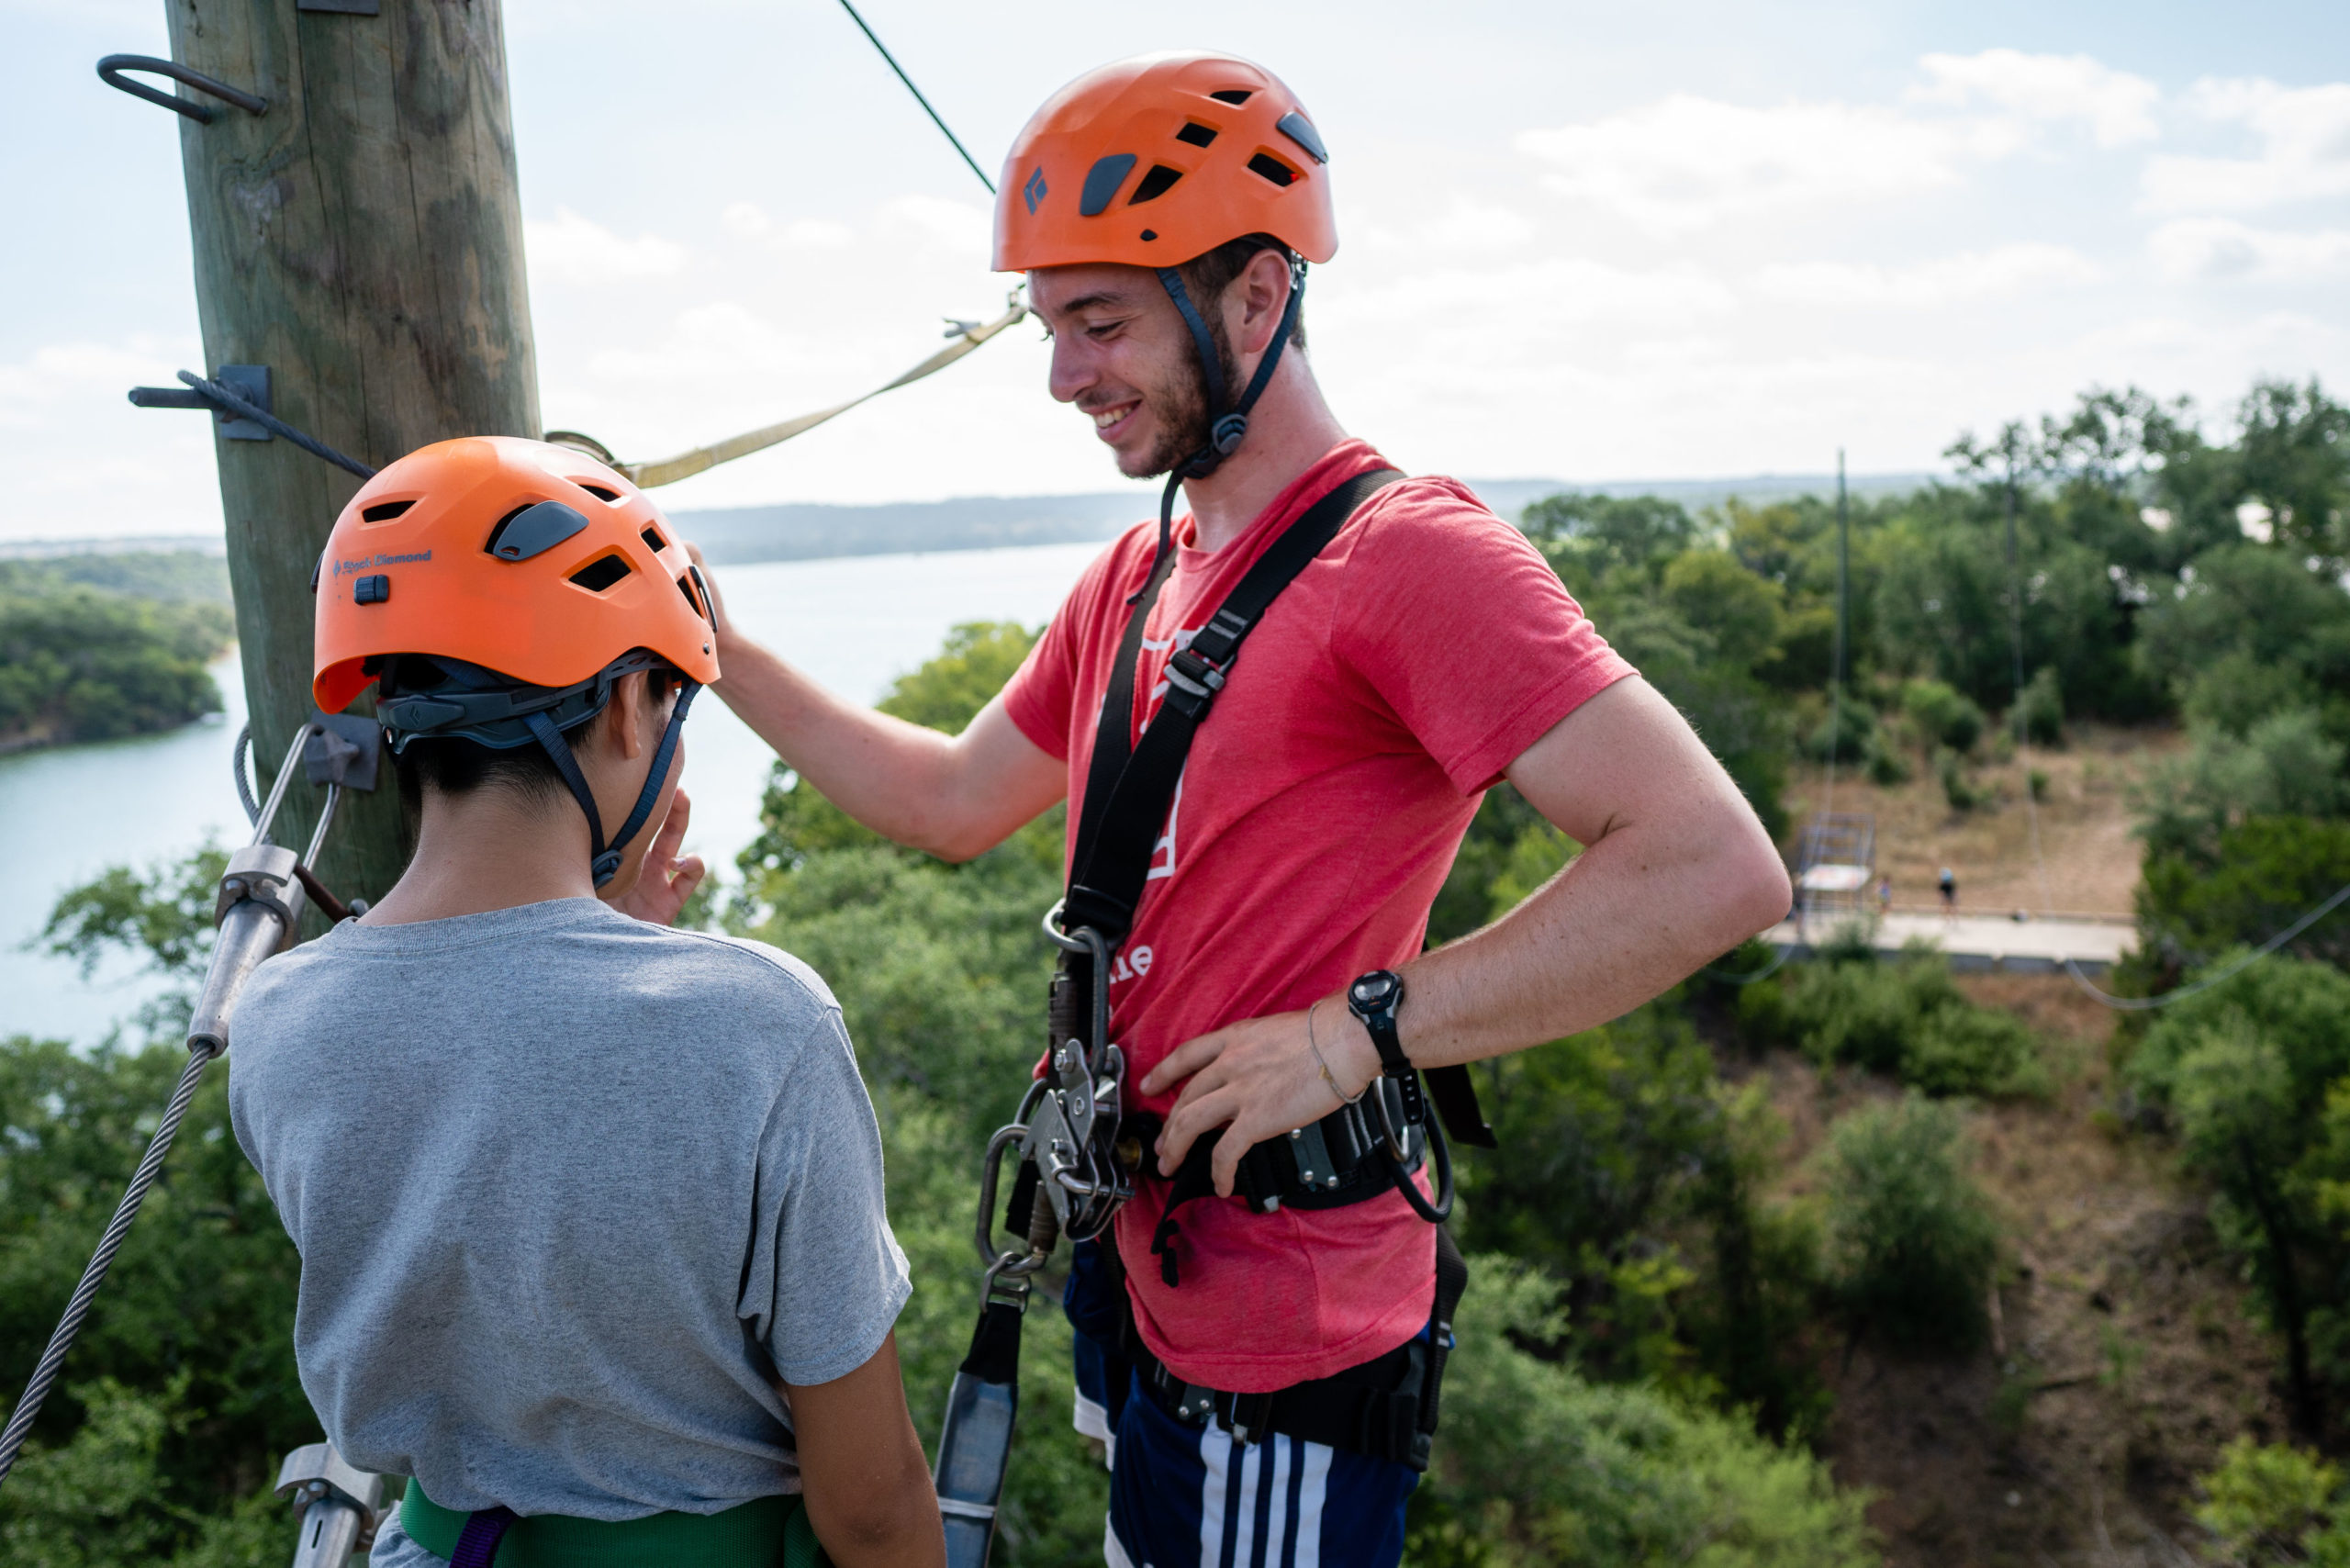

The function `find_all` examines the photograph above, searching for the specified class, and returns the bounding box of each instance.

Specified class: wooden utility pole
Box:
[162,0,538,908]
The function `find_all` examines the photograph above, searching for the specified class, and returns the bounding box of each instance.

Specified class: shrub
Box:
[1936,747,1980,811]
[1405,1258,1877,1568]
[1904,678,1986,754]
[1741,945,2043,1098]
[2194,1436,2347,1565]
[2015,664,2065,745]
[1805,700,1876,766]
[1818,1095,2000,1352]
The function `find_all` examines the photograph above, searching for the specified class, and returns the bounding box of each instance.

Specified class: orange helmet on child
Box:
[313,436,720,886]
[992,50,1337,273]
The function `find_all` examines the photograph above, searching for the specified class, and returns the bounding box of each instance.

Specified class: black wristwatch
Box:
[1347,969,1427,1126]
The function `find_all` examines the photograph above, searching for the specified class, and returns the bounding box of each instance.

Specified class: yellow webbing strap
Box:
[615,291,1029,489]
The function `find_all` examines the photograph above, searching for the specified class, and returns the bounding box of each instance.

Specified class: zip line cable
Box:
[2002,461,2350,1011]
[834,0,996,195]
[0,1047,218,1485]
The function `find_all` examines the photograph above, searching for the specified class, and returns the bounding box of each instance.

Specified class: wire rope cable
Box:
[0,1044,220,1488]
[232,722,262,826]
[174,371,375,479]
[2001,463,2350,1011]
[834,0,995,195]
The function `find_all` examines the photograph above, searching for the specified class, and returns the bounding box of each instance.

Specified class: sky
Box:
[3,0,2344,542]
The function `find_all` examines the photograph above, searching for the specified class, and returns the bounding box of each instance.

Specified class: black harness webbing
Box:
[1062,466,1406,943]
[1052,465,1494,1289]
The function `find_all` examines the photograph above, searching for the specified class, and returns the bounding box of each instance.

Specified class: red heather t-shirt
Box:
[1001,440,1634,1389]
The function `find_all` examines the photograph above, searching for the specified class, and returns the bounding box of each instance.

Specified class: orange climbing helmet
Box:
[313,436,720,886]
[993,51,1337,274]
[314,436,718,713]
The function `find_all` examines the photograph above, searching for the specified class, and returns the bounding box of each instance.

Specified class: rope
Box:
[834,0,995,195]
[610,292,1029,489]
[175,371,376,480]
[0,1045,220,1489]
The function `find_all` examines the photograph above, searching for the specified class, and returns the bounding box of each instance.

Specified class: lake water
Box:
[0,541,1102,1046]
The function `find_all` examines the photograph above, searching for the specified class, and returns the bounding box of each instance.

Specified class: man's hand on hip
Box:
[1142,996,1380,1196]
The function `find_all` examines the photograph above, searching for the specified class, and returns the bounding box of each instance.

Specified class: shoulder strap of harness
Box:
[1061,466,1406,943]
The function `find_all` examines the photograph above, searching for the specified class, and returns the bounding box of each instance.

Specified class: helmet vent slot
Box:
[1175,121,1217,148]
[485,499,591,562]
[1129,164,1183,205]
[1079,153,1138,217]
[641,526,667,552]
[1247,153,1296,187]
[676,572,704,617]
[361,499,415,522]
[1209,89,1252,105]
[567,554,632,593]
[576,483,621,502]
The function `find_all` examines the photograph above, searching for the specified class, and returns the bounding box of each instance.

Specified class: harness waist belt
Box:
[399,1483,817,1568]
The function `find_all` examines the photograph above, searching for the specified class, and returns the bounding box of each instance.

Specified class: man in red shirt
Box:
[699,50,1789,1568]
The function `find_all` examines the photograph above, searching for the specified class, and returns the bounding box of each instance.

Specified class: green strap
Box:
[398,1480,822,1568]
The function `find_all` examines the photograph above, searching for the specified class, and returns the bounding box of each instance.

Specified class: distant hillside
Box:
[0,471,1948,574]
[670,471,1942,566]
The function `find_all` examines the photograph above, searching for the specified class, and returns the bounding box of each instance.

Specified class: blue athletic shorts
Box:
[1067,1240,1416,1568]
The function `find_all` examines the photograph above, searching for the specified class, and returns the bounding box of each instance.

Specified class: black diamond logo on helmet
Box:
[1024,165,1048,216]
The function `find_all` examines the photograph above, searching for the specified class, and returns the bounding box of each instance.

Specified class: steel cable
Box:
[0,1044,221,1488]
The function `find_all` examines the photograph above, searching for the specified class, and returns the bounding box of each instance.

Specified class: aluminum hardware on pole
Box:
[275,1441,386,1565]
[96,53,267,123]
[167,371,377,479]
[0,723,372,1490]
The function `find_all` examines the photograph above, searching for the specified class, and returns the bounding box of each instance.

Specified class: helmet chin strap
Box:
[1143,252,1310,582]
[524,681,701,889]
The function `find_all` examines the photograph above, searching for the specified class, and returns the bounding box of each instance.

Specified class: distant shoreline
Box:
[1,470,1945,568]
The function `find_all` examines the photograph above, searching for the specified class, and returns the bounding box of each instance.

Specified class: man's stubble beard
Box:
[1119,313,1238,481]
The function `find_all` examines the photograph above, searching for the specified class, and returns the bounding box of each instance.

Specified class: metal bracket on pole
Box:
[275,1441,386,1565]
[96,54,267,123]
[129,364,274,442]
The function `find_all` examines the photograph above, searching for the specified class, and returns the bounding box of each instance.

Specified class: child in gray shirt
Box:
[233,435,942,1567]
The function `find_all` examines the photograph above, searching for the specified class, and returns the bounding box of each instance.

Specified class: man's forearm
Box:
[713,635,973,857]
[1380,812,1789,1073]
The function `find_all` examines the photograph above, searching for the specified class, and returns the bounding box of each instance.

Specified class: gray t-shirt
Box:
[229,898,910,1564]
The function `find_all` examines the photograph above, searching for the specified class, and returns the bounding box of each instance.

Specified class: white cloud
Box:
[1912,49,2160,146]
[721,203,852,250]
[2143,77,2350,213]
[525,207,689,285]
[876,195,990,253]
[2150,218,2350,282]
[1515,92,2020,232]
[1753,244,2102,308]
[720,201,772,238]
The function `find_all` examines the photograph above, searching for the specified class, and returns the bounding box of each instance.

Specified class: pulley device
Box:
[928,466,1496,1565]
[0,719,380,1540]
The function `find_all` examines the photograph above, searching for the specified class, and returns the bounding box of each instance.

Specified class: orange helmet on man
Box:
[995,51,1336,491]
[313,436,719,887]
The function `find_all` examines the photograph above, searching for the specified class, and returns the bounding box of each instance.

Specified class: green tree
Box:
[1817,1094,1999,1353]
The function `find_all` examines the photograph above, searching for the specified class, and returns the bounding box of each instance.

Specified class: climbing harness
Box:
[0,721,377,1498]
[931,466,1496,1564]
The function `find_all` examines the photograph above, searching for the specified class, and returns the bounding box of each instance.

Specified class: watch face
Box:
[1351,972,1399,1010]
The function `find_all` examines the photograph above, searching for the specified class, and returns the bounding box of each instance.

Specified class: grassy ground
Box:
[1783,722,2188,919]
